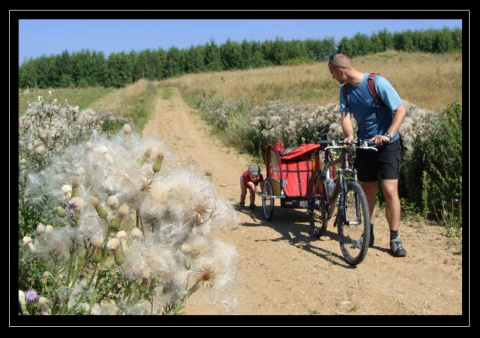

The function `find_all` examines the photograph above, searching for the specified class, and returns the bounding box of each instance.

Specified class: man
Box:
[327,53,407,257]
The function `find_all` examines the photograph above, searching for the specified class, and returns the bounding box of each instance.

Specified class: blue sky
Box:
[13,11,466,65]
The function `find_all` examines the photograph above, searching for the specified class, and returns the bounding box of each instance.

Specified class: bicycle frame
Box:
[318,143,357,219]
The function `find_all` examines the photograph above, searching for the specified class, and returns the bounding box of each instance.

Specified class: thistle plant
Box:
[18,97,239,315]
[19,92,133,239]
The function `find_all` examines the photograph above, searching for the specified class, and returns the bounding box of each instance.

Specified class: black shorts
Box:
[354,138,402,182]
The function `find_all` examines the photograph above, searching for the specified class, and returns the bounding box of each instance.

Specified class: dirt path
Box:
[142,88,464,324]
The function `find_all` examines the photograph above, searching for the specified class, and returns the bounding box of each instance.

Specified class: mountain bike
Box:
[307,124,377,266]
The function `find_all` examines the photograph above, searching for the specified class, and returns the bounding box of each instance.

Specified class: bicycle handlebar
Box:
[318,139,378,151]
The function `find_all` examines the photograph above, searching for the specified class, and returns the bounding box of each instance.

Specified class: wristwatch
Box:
[384,132,392,139]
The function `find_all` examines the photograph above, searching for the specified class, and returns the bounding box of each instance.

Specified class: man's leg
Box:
[382,178,406,257]
[361,181,377,223]
[381,178,401,231]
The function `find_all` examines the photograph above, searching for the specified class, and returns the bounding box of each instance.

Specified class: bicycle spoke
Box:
[337,181,370,265]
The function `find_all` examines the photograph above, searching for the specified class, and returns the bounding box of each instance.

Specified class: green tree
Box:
[349,33,373,56]
[271,37,289,65]
[337,37,354,57]
[34,56,57,88]
[70,49,104,87]
[376,28,395,51]
[451,27,462,51]
[53,51,73,88]
[393,30,416,52]
[164,47,186,78]
[18,58,38,89]
[434,28,454,53]
[240,40,267,68]
[204,39,223,72]
[103,52,133,88]
[220,39,243,70]
[185,45,206,73]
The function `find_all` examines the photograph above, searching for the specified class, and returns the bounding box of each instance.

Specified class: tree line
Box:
[19,27,462,89]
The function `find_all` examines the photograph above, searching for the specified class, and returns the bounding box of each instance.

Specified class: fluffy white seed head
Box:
[36,223,46,234]
[107,238,121,251]
[107,195,118,209]
[118,204,129,217]
[130,228,143,240]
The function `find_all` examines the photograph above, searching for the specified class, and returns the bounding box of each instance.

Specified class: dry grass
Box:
[160,51,462,113]
[89,79,160,113]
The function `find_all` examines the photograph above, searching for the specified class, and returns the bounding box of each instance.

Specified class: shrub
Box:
[402,99,462,232]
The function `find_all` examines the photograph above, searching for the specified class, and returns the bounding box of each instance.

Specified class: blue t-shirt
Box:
[338,73,403,142]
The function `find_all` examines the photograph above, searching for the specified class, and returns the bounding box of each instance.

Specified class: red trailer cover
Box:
[281,144,321,197]
[282,143,321,160]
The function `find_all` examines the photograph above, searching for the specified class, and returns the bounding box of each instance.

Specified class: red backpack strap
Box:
[344,73,382,106]
[367,72,380,102]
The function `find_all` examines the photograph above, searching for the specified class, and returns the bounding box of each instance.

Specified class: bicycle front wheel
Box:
[337,180,371,266]
[307,171,328,238]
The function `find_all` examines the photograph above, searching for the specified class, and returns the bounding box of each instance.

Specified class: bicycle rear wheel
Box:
[337,180,370,266]
[307,172,328,238]
[262,178,275,220]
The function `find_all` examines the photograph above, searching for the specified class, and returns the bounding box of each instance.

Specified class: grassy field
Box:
[18,51,462,120]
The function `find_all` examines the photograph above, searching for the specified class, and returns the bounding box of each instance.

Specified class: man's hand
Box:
[343,136,355,148]
[370,135,389,146]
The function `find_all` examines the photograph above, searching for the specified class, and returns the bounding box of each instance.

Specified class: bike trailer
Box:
[264,141,322,208]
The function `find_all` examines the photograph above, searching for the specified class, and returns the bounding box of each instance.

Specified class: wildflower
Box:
[110,204,129,229]
[117,230,128,252]
[38,297,52,313]
[57,273,67,286]
[152,153,164,173]
[130,227,143,240]
[25,289,38,302]
[22,236,35,252]
[71,176,81,197]
[66,197,84,217]
[36,223,46,234]
[35,144,46,155]
[138,148,151,166]
[107,238,124,265]
[195,265,217,288]
[98,145,115,164]
[89,196,108,219]
[107,195,118,210]
[18,290,28,315]
[138,269,151,293]
[87,235,103,263]
[193,203,212,224]
[62,184,72,199]
[41,271,50,285]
